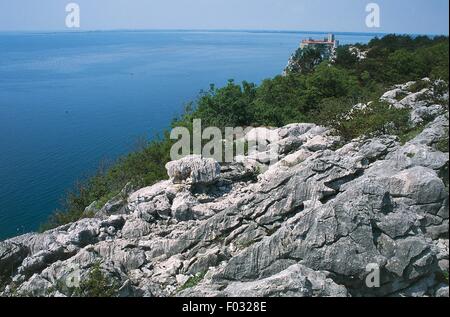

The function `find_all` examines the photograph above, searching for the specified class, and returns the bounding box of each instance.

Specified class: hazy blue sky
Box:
[0,0,448,34]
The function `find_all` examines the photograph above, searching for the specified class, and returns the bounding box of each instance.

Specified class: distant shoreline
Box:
[0,29,391,37]
[1,29,447,37]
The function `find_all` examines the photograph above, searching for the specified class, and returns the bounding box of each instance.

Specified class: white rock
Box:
[303,135,329,152]
[245,127,279,143]
[166,155,221,185]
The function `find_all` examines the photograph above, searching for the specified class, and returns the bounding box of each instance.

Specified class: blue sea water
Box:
[0,30,378,240]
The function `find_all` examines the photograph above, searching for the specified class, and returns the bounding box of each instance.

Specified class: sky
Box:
[0,0,448,34]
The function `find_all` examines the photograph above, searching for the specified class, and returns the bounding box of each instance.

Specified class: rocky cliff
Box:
[1,82,448,297]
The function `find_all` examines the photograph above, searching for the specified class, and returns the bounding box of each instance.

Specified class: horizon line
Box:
[0,28,447,37]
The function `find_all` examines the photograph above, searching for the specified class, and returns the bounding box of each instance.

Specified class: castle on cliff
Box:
[300,33,339,60]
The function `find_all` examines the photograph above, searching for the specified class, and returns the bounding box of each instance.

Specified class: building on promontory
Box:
[300,33,339,60]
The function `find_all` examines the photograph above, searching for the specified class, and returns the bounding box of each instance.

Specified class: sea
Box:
[0,30,380,240]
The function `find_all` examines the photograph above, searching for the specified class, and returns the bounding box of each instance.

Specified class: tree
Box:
[335,46,359,68]
[387,49,425,82]
[194,80,256,129]
[287,47,325,74]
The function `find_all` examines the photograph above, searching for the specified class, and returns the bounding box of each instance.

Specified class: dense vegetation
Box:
[40,34,449,231]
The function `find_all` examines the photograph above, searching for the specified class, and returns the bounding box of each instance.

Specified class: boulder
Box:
[436,286,449,297]
[121,218,153,239]
[171,191,199,221]
[380,88,404,104]
[221,264,348,297]
[411,104,444,125]
[303,135,331,152]
[278,123,315,139]
[166,155,221,185]
[0,241,28,279]
[245,127,279,144]
[387,166,446,204]
[127,181,175,222]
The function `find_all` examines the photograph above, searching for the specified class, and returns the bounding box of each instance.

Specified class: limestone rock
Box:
[166,155,221,185]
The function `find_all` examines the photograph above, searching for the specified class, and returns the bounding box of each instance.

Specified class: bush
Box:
[193,80,256,129]
[435,130,449,153]
[178,271,207,291]
[316,99,411,141]
[387,49,427,83]
[73,262,119,297]
[335,46,359,68]
[398,126,426,145]
[251,74,308,126]
[286,47,325,74]
[408,80,431,93]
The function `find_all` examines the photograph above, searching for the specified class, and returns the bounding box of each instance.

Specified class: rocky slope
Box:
[0,82,448,297]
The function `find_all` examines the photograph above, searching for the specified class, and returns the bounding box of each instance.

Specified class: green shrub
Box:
[398,126,425,145]
[286,46,325,74]
[73,262,119,297]
[178,271,207,291]
[335,46,359,69]
[436,136,449,153]
[193,80,257,129]
[316,99,411,141]
[408,80,431,93]
[94,190,120,210]
[429,81,450,106]
[395,91,409,101]
[436,270,449,284]
[251,74,308,126]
